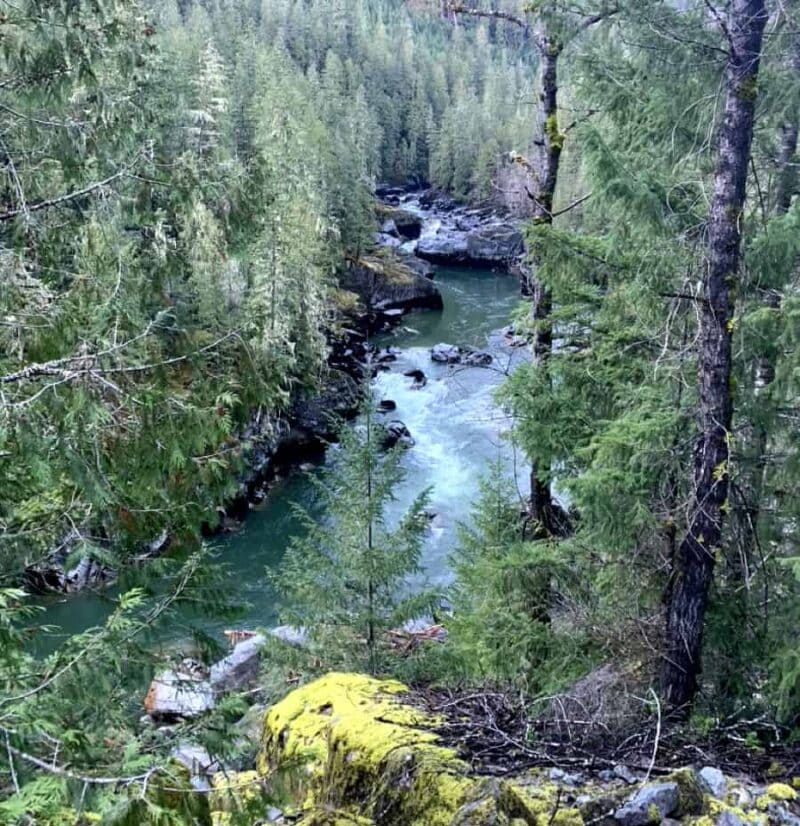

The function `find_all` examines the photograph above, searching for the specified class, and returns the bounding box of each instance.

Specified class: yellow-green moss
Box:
[698,797,765,825]
[668,767,705,816]
[258,673,476,825]
[332,288,363,314]
[210,770,269,826]
[499,780,583,826]
[756,782,797,810]
[356,253,416,286]
[296,811,374,825]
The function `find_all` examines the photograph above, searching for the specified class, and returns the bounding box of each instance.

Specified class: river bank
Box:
[36,189,528,648]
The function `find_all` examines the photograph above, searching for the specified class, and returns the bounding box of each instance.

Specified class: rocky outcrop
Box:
[417,224,523,268]
[379,206,424,240]
[381,420,415,449]
[341,253,443,322]
[417,221,523,269]
[133,672,800,825]
[430,343,493,368]
[249,673,790,826]
[271,370,362,466]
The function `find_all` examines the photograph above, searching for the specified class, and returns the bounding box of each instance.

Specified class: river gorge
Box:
[37,194,528,651]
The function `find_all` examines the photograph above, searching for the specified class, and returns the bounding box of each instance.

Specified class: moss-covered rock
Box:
[210,770,270,825]
[258,673,476,825]
[250,672,792,826]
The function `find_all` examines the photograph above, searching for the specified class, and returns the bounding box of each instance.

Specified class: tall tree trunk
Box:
[661,0,768,712]
[774,32,800,215]
[526,33,564,537]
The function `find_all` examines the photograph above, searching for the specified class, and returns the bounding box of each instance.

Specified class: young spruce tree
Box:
[272,400,432,676]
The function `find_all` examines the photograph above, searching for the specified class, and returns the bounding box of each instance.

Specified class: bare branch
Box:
[0,169,127,222]
[447,2,526,28]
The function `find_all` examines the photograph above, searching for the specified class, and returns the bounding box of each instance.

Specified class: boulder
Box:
[374,231,403,248]
[403,254,435,280]
[465,223,524,267]
[342,253,443,317]
[416,230,469,264]
[404,368,427,388]
[377,399,397,413]
[417,221,523,268]
[464,350,493,368]
[257,674,589,825]
[376,348,399,364]
[699,766,727,799]
[144,669,215,720]
[392,209,423,240]
[381,218,400,237]
[613,765,640,785]
[431,343,462,364]
[274,370,360,462]
[382,420,414,449]
[614,783,680,826]
[210,634,267,693]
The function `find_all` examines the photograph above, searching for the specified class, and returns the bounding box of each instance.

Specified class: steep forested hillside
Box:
[3,1,800,824]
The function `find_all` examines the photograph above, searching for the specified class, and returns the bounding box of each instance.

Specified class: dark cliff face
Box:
[341,253,443,314]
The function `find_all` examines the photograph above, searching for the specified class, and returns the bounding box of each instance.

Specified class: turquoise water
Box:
[37,266,524,649]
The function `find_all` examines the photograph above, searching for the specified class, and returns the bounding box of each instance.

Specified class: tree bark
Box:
[773,31,800,216]
[526,34,564,537]
[661,0,768,712]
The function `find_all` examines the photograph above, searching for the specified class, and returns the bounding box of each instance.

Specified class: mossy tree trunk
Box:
[526,31,565,537]
[661,0,768,712]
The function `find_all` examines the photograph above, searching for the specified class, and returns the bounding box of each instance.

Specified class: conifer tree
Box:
[272,401,432,676]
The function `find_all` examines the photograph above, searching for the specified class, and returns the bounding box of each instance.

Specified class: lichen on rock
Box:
[258,672,476,825]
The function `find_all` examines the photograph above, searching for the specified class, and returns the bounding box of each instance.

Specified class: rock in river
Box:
[430,343,493,368]
[342,253,443,316]
[464,350,493,368]
[431,343,462,364]
[144,667,215,720]
[382,420,415,449]
[417,222,523,268]
[403,368,427,388]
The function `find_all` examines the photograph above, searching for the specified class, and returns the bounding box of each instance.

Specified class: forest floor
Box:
[413,685,800,782]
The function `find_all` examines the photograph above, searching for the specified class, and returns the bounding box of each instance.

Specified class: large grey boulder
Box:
[342,254,443,314]
[144,669,215,720]
[465,223,524,266]
[614,782,680,826]
[416,231,469,264]
[390,208,423,240]
[210,634,267,693]
[699,766,727,799]
[416,222,523,268]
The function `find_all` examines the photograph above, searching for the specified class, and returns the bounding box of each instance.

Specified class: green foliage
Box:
[271,400,432,676]
[446,464,593,694]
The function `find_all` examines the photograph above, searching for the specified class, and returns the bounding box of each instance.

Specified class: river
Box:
[37,262,524,651]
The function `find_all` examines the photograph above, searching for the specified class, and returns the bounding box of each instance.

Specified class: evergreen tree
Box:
[272,402,432,676]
